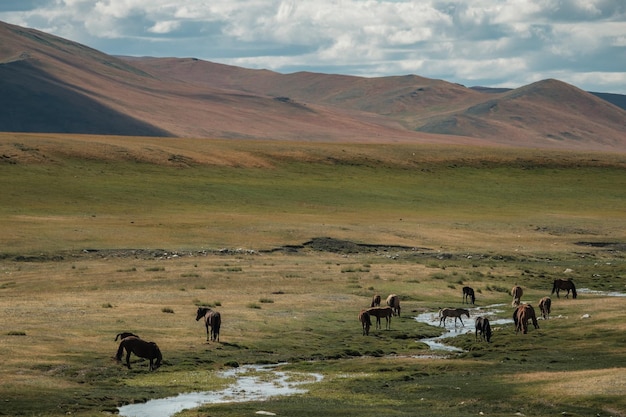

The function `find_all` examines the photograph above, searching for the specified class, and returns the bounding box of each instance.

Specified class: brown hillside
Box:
[1,20,625,151]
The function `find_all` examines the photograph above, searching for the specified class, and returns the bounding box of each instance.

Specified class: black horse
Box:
[551,279,577,299]
[115,336,162,371]
[462,286,476,304]
[196,307,221,342]
[475,316,492,342]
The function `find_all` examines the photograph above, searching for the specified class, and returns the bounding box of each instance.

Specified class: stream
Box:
[414,304,513,352]
[118,364,323,417]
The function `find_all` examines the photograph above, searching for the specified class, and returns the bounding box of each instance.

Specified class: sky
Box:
[1,0,625,94]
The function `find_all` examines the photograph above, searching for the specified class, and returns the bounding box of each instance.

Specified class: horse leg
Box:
[125,350,132,369]
[458,316,464,327]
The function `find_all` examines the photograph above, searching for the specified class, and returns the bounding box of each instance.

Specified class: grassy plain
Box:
[0,133,625,417]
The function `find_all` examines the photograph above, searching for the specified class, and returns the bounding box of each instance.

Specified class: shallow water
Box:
[578,288,626,297]
[413,304,513,352]
[118,364,323,417]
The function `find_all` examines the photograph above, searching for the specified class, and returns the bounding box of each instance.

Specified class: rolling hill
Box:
[1,20,625,151]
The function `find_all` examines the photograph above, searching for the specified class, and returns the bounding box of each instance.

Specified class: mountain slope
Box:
[1,20,625,151]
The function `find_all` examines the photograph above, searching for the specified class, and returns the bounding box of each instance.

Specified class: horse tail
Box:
[571,282,577,298]
[214,313,221,334]
[551,280,557,295]
[115,340,125,361]
[115,333,122,341]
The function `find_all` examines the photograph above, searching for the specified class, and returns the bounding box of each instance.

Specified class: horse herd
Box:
[114,278,578,371]
[358,278,578,343]
[113,306,221,371]
[357,294,401,335]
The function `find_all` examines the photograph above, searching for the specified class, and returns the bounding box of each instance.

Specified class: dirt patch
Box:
[5,237,623,262]
[575,241,626,251]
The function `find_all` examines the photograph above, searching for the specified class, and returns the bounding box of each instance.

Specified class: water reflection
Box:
[118,364,323,417]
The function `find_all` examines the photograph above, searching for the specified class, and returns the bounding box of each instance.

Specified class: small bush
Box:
[146,266,165,272]
[247,303,261,309]
[7,331,26,336]
[162,307,175,314]
[259,298,274,303]
[102,303,113,308]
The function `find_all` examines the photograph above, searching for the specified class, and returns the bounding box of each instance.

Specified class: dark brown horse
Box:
[475,316,492,342]
[366,306,394,330]
[462,286,475,304]
[196,307,221,342]
[515,304,539,334]
[358,309,372,335]
[538,296,552,319]
[511,285,523,306]
[439,308,470,327]
[370,294,381,308]
[552,279,577,299]
[115,332,139,341]
[386,294,401,317]
[115,336,162,371]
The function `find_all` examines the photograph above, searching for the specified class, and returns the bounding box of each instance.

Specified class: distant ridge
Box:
[471,86,626,111]
[1,20,625,152]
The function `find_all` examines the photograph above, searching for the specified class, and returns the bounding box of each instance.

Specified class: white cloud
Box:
[0,0,624,93]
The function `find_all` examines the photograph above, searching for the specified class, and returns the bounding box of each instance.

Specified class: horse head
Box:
[151,342,163,369]
[196,307,210,321]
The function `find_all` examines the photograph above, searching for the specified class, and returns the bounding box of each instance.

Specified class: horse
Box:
[511,285,523,306]
[552,279,577,299]
[366,306,394,330]
[386,294,401,317]
[115,332,139,341]
[462,286,476,304]
[196,307,221,342]
[115,336,162,371]
[538,296,551,319]
[515,304,539,334]
[358,309,372,335]
[371,294,381,307]
[475,316,492,342]
[438,307,470,327]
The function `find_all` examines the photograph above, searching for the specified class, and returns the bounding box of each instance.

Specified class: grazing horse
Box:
[552,279,577,299]
[462,286,476,304]
[115,336,162,371]
[196,307,221,342]
[386,294,401,317]
[366,306,394,330]
[511,285,523,306]
[358,309,372,335]
[538,296,552,319]
[475,316,492,342]
[371,294,381,308]
[438,308,470,327]
[515,304,539,334]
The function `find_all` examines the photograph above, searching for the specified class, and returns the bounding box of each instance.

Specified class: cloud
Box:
[0,0,625,93]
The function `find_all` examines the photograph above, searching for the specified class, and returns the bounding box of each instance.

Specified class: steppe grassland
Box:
[1,133,625,416]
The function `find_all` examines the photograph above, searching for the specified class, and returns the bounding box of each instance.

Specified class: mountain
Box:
[1,20,625,151]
